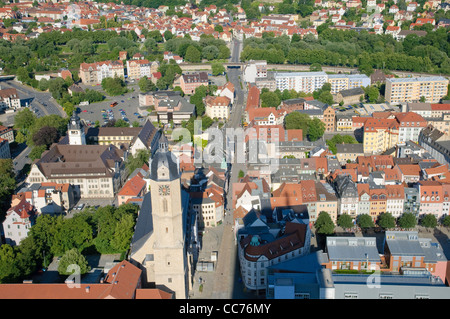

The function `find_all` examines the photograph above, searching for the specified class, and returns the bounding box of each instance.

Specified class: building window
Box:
[163,198,168,212]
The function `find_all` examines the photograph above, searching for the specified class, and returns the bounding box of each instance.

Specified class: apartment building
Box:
[117,174,147,206]
[79,60,125,85]
[179,72,209,95]
[418,125,450,167]
[407,102,450,118]
[363,117,399,154]
[0,125,14,143]
[415,181,445,219]
[216,81,235,104]
[334,174,359,219]
[336,143,364,164]
[243,60,268,83]
[385,76,449,104]
[324,237,381,271]
[13,182,75,214]
[204,95,231,120]
[0,137,10,159]
[247,107,285,126]
[238,213,310,292]
[322,105,336,132]
[191,187,224,228]
[3,198,35,246]
[327,74,371,94]
[396,112,428,143]
[274,72,328,94]
[126,58,151,80]
[0,88,20,110]
[384,231,447,281]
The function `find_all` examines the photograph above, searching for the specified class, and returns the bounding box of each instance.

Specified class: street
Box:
[3,80,66,118]
[189,38,253,299]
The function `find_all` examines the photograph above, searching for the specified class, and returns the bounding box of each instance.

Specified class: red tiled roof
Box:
[0,260,143,299]
[118,175,146,197]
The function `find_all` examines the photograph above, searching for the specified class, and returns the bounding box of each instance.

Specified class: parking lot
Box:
[76,82,145,127]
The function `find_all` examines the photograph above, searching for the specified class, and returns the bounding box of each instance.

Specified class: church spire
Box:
[158,132,169,152]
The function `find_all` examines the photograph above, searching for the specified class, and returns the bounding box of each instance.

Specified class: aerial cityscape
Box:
[0,0,449,303]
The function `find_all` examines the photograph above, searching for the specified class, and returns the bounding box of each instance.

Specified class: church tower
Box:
[148,133,188,299]
[67,114,86,145]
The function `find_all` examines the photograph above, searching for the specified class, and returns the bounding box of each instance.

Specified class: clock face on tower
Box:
[159,184,170,196]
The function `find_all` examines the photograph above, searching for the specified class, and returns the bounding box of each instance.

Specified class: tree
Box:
[442,215,450,228]
[114,119,129,127]
[378,212,396,229]
[29,145,47,161]
[48,77,67,100]
[337,214,353,229]
[214,25,223,33]
[0,159,16,214]
[125,149,150,174]
[238,170,245,178]
[57,248,90,276]
[357,214,375,229]
[164,30,173,41]
[397,212,417,229]
[185,45,201,63]
[284,112,311,132]
[310,63,322,71]
[202,45,219,60]
[138,76,156,92]
[218,45,231,59]
[307,118,325,141]
[260,91,281,108]
[144,38,157,52]
[315,211,335,235]
[14,108,36,132]
[211,62,225,76]
[420,214,437,228]
[366,86,380,103]
[0,244,22,283]
[50,216,93,256]
[32,126,60,147]
[317,90,334,105]
[101,77,127,96]
[326,134,358,154]
[110,214,135,252]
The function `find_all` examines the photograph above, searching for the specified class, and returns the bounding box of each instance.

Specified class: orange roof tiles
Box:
[118,175,146,197]
[0,260,145,299]
[246,85,260,111]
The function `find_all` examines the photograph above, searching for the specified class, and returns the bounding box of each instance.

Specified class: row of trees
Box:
[164,35,231,63]
[241,27,450,75]
[315,211,448,235]
[0,159,16,220]
[0,203,139,283]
